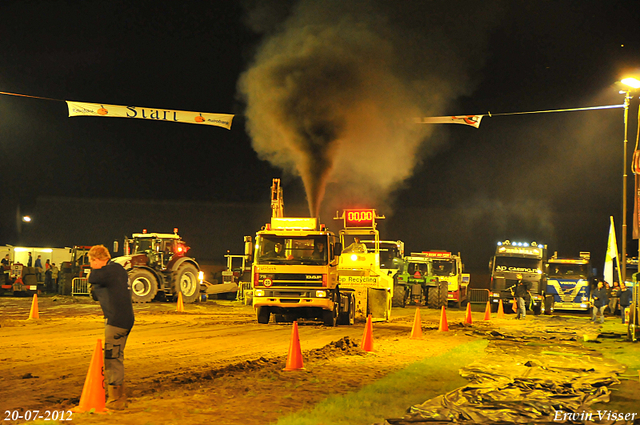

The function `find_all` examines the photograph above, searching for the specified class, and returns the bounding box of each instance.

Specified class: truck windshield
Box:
[548,263,589,279]
[256,236,328,265]
[494,257,542,274]
[431,259,455,276]
[363,242,403,269]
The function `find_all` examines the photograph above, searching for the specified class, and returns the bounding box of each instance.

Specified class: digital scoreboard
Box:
[343,209,377,229]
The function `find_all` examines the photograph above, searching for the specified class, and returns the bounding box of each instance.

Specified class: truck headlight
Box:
[255,289,265,297]
[316,290,327,298]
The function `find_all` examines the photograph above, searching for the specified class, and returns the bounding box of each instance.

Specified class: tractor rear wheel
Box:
[175,264,200,303]
[392,284,406,307]
[129,268,158,303]
[427,286,439,309]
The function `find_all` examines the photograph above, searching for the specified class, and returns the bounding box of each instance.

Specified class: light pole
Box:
[621,89,631,285]
[620,77,640,285]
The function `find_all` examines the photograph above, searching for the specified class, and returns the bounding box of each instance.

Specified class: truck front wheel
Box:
[439,281,448,308]
[129,269,158,303]
[257,306,270,324]
[175,264,200,303]
[323,306,338,327]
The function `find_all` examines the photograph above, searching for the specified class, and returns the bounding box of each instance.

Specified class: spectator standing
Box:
[51,263,59,292]
[591,281,608,324]
[27,252,33,267]
[619,283,632,324]
[34,255,43,282]
[87,245,135,410]
[1,254,10,284]
[607,281,620,315]
[514,274,530,319]
[44,264,53,293]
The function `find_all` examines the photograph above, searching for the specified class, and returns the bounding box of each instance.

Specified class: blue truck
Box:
[545,252,593,312]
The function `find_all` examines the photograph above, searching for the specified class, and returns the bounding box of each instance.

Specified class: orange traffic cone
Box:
[72,339,107,413]
[28,294,40,320]
[497,299,505,319]
[464,302,473,325]
[483,301,492,321]
[512,298,518,313]
[176,292,185,312]
[283,321,304,371]
[410,308,423,339]
[361,314,374,352]
[438,306,449,332]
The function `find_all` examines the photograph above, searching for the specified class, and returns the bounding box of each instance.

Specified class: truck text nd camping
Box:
[489,240,548,314]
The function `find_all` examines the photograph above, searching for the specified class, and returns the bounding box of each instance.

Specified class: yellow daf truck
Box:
[251,216,355,326]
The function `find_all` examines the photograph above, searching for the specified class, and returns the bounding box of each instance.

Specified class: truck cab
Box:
[424,251,469,308]
[252,217,354,326]
[489,240,547,314]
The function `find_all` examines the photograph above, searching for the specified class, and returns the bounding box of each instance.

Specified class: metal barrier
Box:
[468,288,490,304]
[72,278,90,296]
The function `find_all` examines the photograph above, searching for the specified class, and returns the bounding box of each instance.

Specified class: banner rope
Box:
[483,104,624,117]
[0,91,64,102]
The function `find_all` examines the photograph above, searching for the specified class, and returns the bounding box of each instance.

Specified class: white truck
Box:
[335,209,395,322]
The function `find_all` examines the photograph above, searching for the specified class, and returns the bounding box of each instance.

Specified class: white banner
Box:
[66,101,234,130]
[415,115,483,128]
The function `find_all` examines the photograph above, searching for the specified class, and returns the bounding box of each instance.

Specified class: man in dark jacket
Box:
[88,245,134,410]
[619,283,632,324]
[514,274,529,319]
[591,281,608,324]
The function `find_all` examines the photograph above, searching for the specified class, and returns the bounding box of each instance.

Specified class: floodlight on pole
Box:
[622,78,640,89]
[22,216,32,223]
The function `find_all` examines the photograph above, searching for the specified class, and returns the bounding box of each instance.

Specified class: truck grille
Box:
[260,273,323,287]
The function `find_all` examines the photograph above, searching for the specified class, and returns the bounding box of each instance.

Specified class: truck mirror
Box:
[335,242,342,257]
[113,241,119,254]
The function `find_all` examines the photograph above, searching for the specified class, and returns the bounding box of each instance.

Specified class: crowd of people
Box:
[1,253,60,292]
[591,279,633,324]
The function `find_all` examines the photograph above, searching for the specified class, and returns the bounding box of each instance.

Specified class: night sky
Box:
[2,0,640,274]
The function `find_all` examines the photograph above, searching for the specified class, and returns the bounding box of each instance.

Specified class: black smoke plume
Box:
[239,0,500,218]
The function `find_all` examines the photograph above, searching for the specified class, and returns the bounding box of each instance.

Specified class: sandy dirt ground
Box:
[0,295,637,425]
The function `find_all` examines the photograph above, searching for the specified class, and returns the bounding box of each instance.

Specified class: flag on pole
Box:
[604,216,621,285]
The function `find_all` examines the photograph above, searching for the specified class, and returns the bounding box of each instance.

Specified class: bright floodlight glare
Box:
[22,216,32,223]
[621,77,640,89]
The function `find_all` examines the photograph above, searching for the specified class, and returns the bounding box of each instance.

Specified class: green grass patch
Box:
[275,339,488,425]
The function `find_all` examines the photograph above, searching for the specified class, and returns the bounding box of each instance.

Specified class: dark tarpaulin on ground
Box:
[383,317,627,424]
